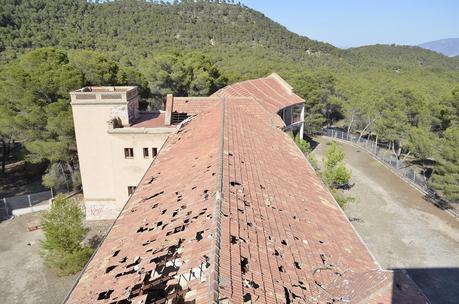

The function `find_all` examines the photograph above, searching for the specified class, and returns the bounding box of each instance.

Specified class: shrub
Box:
[323,142,351,187]
[331,188,355,208]
[293,134,311,154]
[40,195,93,276]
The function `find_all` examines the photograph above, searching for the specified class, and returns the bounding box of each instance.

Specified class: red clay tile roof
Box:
[213,73,304,114]
[131,112,175,128]
[66,95,427,303]
[172,97,222,116]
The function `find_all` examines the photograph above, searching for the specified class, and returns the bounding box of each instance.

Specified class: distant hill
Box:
[0,0,458,95]
[419,38,459,57]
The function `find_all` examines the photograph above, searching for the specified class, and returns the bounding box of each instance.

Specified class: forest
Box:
[0,0,458,203]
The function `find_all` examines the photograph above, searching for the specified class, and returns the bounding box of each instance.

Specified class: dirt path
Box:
[0,211,113,304]
[311,137,459,304]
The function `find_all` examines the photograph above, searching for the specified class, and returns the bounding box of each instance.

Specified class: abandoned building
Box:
[71,73,305,220]
[66,74,427,303]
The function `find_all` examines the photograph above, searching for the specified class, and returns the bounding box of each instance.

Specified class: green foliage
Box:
[330,188,355,208]
[139,52,227,108]
[430,124,459,203]
[68,50,119,85]
[289,72,343,133]
[293,134,311,154]
[0,0,458,202]
[42,163,67,189]
[41,195,92,276]
[323,142,352,187]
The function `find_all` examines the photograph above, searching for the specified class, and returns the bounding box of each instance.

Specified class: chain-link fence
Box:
[322,128,458,218]
[0,189,54,220]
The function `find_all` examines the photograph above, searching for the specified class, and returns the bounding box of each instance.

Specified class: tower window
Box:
[124,148,134,158]
[143,148,149,158]
[152,148,158,157]
[128,186,136,196]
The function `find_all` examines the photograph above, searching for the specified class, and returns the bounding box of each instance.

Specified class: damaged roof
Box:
[213,73,304,114]
[65,85,427,304]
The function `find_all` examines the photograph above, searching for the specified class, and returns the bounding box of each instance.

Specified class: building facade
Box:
[70,87,177,220]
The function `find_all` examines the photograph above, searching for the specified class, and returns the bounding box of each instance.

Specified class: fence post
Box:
[51,188,54,199]
[27,194,32,208]
[413,172,416,183]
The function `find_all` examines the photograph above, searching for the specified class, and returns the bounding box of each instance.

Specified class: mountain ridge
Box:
[419,38,459,57]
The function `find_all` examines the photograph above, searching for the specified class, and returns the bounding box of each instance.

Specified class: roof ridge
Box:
[207,97,226,303]
[267,72,294,92]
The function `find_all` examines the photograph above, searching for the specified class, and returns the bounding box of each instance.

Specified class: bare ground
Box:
[0,210,113,304]
[311,137,459,304]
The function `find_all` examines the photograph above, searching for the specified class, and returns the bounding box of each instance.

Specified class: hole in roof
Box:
[196,231,204,241]
[137,226,148,233]
[157,221,163,227]
[245,280,260,289]
[273,249,281,257]
[203,189,209,200]
[152,203,159,209]
[148,176,156,184]
[105,265,117,273]
[243,293,252,303]
[192,186,197,190]
[228,152,233,156]
[230,235,238,244]
[126,257,141,268]
[230,181,241,187]
[172,210,178,217]
[294,261,301,269]
[283,287,291,304]
[281,240,288,246]
[120,256,127,263]
[161,209,167,215]
[279,265,285,272]
[146,191,164,200]
[260,184,265,189]
[97,289,113,300]
[241,160,245,164]
[112,250,120,257]
[319,240,324,244]
[241,256,249,274]
[294,281,307,290]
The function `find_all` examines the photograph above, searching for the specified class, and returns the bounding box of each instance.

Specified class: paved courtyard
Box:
[312,137,459,304]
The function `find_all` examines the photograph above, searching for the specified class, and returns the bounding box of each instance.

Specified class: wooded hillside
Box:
[0,0,458,203]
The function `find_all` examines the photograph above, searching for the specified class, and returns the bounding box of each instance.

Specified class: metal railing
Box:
[0,189,54,220]
[322,128,458,218]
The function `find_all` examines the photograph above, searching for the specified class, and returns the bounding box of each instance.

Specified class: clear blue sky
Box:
[239,0,459,48]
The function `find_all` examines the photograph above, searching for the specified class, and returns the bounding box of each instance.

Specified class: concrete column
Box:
[300,104,305,140]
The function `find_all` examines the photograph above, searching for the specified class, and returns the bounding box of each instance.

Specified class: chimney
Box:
[164,94,174,126]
